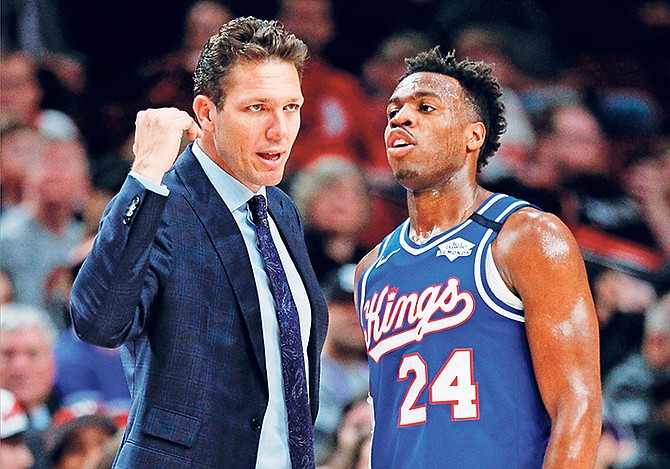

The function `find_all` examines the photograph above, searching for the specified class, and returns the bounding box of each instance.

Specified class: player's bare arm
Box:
[492,207,602,469]
[354,245,380,311]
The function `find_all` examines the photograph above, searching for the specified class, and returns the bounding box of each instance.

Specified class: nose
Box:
[389,104,414,128]
[7,351,31,370]
[266,111,289,141]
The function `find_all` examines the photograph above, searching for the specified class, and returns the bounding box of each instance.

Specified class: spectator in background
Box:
[487,112,565,215]
[1,388,35,469]
[0,0,87,117]
[46,401,120,469]
[319,398,372,469]
[91,432,123,469]
[0,304,60,430]
[1,304,62,469]
[291,156,371,284]
[0,51,79,140]
[596,268,658,380]
[0,122,48,217]
[538,101,662,251]
[587,261,659,381]
[0,136,89,328]
[576,218,666,381]
[277,0,378,177]
[625,139,670,289]
[594,419,637,469]
[634,0,670,130]
[139,1,233,113]
[53,322,131,419]
[603,292,670,468]
[314,264,369,464]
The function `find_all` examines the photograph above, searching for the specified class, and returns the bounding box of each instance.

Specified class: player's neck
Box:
[407,183,488,244]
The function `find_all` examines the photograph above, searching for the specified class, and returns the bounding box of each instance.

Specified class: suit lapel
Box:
[266,190,312,295]
[174,149,267,383]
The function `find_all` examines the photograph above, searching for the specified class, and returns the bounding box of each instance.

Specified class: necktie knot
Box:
[249,195,268,225]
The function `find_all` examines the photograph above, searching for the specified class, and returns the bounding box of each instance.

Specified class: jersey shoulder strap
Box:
[469,193,540,232]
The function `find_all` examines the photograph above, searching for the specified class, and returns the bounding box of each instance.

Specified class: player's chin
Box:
[392,167,419,183]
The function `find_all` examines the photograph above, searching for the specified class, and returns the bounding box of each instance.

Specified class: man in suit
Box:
[70,17,328,468]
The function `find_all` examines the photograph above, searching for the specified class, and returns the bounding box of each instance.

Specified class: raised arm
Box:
[493,208,602,469]
[70,109,202,347]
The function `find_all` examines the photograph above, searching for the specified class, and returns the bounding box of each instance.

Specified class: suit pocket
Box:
[115,440,189,468]
[141,406,201,448]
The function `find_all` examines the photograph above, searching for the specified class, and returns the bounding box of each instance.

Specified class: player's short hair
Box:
[401,47,506,171]
[193,16,309,109]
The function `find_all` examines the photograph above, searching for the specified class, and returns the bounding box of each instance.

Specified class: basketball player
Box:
[355,48,602,468]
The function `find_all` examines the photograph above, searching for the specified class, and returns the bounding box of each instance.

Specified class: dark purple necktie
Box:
[248,195,315,469]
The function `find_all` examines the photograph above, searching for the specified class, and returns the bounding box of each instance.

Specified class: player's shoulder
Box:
[501,207,574,244]
[354,245,381,308]
[355,245,381,282]
[494,206,581,268]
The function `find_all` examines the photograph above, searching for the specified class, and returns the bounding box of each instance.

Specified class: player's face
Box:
[384,72,477,192]
[207,59,304,192]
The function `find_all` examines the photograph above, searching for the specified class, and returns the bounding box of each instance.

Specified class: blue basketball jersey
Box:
[358,193,551,469]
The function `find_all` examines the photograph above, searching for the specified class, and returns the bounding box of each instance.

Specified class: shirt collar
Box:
[191,140,266,212]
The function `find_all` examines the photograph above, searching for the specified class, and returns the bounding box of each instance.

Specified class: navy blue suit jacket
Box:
[70,146,328,468]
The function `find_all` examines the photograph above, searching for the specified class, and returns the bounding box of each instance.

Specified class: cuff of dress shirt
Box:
[129,171,170,196]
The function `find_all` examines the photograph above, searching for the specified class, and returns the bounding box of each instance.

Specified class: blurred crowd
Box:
[1,1,669,468]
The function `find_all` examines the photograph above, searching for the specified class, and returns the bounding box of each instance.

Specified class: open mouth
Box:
[386,129,416,150]
[258,152,282,161]
[391,138,411,148]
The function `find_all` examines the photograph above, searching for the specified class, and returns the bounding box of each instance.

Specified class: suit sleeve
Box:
[70,175,169,348]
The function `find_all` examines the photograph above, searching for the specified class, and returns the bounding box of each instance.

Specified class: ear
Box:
[466,121,486,153]
[193,95,216,132]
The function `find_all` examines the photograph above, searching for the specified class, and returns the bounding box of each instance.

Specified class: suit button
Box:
[123,196,142,225]
[250,417,261,431]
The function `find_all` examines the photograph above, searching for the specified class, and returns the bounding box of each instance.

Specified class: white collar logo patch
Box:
[437,237,475,261]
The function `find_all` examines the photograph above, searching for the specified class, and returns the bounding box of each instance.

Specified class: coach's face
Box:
[195,58,304,192]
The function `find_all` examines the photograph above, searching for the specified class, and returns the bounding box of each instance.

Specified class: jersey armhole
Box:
[485,248,523,310]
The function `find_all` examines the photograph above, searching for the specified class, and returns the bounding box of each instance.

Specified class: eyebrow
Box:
[388,90,442,105]
[241,94,304,104]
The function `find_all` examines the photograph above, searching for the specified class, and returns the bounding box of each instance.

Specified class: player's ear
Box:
[193,95,216,132]
[466,122,486,153]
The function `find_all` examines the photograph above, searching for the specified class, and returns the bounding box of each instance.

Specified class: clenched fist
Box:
[131,108,204,183]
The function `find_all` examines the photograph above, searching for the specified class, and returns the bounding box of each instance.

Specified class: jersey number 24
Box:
[398,348,479,427]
